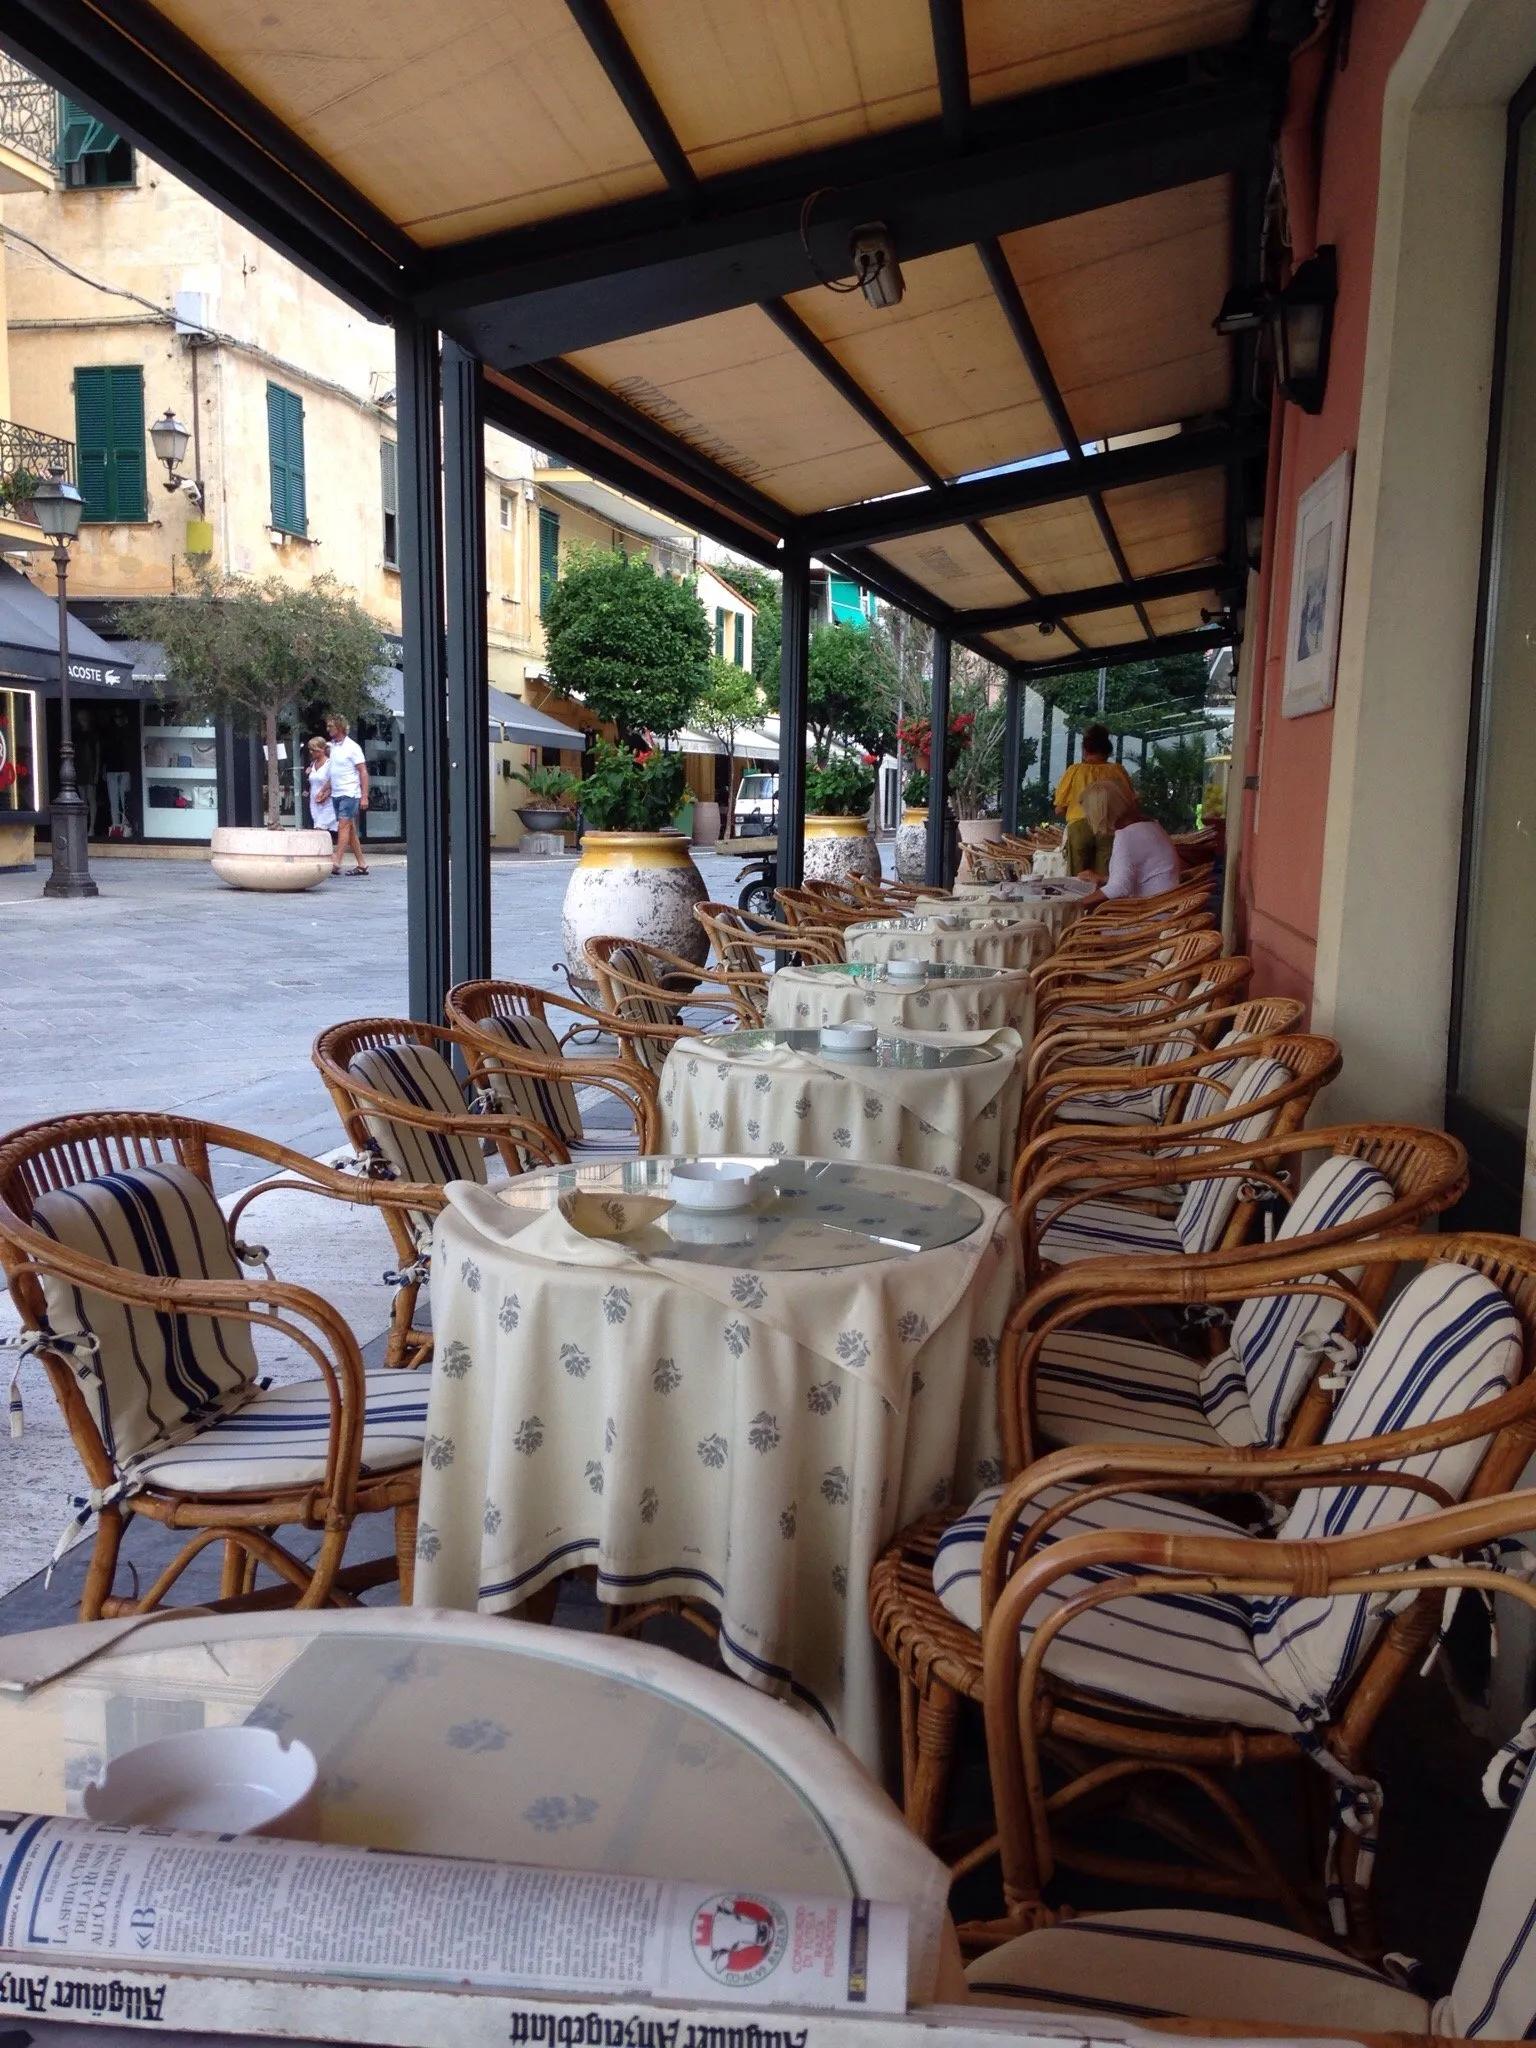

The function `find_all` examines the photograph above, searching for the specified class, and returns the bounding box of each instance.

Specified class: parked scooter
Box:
[735,851,779,919]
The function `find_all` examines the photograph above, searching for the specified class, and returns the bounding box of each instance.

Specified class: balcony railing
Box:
[0,420,76,528]
[0,55,56,172]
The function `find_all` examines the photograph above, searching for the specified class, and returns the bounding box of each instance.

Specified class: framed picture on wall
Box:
[1282,450,1353,718]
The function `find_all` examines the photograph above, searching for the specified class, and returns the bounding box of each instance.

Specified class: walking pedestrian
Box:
[306,736,338,871]
[324,714,370,876]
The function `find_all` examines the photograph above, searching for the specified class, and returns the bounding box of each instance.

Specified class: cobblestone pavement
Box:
[0,844,760,1596]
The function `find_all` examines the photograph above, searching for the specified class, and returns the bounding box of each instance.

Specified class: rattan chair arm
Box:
[472,1054,658,1149]
[445,980,625,1037]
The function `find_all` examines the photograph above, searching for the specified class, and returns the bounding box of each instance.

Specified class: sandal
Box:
[349,865,371,876]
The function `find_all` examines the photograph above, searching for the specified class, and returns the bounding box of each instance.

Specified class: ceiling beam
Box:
[417,52,1278,360]
[0,0,410,318]
[1012,626,1232,684]
[802,419,1263,551]
[562,0,698,196]
[928,0,971,148]
[959,562,1235,632]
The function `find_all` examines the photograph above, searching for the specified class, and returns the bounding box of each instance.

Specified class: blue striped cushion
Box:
[349,1043,486,1191]
[477,1013,583,1145]
[31,1163,257,1472]
[1447,1758,1536,2037]
[967,1911,1427,2030]
[135,1370,428,1494]
[932,1481,1301,1731]
[1056,1030,1202,1128]
[1174,1056,1293,1252]
[1036,1200,1182,1266]
[1035,1330,1234,1451]
[1251,1265,1522,1719]
[1224,1154,1396,1445]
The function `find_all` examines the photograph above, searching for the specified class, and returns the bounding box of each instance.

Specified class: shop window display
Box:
[142,699,217,842]
[0,688,39,816]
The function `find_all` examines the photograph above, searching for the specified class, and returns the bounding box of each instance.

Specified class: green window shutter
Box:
[56,96,118,166]
[733,611,744,666]
[538,506,560,615]
[380,439,398,563]
[714,607,726,657]
[73,365,145,523]
[266,382,306,535]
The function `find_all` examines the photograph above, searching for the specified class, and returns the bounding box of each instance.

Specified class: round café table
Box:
[844,912,1047,974]
[765,960,1035,1040]
[659,1025,1025,1196]
[422,1157,1017,1770]
[0,1606,957,2003]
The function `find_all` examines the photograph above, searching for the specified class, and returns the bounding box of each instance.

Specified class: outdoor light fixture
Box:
[32,466,97,901]
[849,222,904,310]
[150,409,201,501]
[1213,246,1337,415]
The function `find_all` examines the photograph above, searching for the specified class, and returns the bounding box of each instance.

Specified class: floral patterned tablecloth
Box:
[420,1157,1018,1771]
[765,960,1036,1039]
[844,913,1048,974]
[659,1026,1026,1197]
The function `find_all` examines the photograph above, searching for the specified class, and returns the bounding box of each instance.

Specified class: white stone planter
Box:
[562,830,709,993]
[802,814,881,884]
[894,806,929,884]
[957,818,1003,848]
[209,825,333,893]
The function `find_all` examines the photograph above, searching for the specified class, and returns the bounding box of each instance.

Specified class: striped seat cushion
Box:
[135,1370,428,1495]
[932,1481,1303,1731]
[1035,1329,1241,1452]
[31,1163,257,1472]
[1173,1056,1293,1252]
[1055,1031,1203,1129]
[1444,1751,1536,2037]
[966,1911,1426,2032]
[475,1013,583,1145]
[1252,1263,1521,1720]
[349,1043,487,1191]
[1036,1199,1183,1266]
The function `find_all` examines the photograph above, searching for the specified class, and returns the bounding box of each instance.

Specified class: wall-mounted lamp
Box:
[149,409,203,505]
[1214,245,1337,415]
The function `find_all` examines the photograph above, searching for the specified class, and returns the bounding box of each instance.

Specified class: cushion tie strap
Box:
[1484,1702,1536,1810]
[0,1328,101,1439]
[1299,1327,1359,1393]
[232,1240,275,1282]
[469,1087,500,1115]
[45,1475,140,1586]
[1298,1730,1383,1936]
[345,1140,397,1181]
[384,1233,433,1291]
[1237,1172,1290,1242]
[1182,1303,1232,1333]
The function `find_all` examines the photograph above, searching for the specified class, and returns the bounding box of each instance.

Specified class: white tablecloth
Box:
[765,961,1036,1039]
[420,1159,1018,1771]
[845,914,1048,973]
[660,1026,1025,1197]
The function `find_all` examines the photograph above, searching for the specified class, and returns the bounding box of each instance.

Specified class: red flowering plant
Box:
[897,711,974,804]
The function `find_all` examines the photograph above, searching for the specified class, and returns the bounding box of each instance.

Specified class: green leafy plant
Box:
[808,623,896,760]
[1,467,42,515]
[694,655,762,832]
[511,763,581,811]
[805,756,876,817]
[577,740,686,832]
[903,770,929,807]
[1016,780,1056,829]
[543,545,710,744]
[1136,737,1207,832]
[120,571,383,829]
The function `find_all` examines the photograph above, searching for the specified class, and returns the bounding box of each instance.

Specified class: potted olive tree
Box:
[122,571,382,892]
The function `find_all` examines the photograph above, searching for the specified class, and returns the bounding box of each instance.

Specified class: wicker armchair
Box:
[1034,932,1225,1029]
[583,935,753,1076]
[445,977,661,1154]
[971,1231,1536,1947]
[313,1017,568,1366]
[1024,970,1275,1088]
[693,903,842,991]
[0,1111,441,1619]
[776,885,899,931]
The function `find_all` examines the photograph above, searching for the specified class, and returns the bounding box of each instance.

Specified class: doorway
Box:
[44,698,142,842]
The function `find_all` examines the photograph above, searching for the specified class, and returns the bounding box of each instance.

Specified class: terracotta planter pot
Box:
[208,825,333,893]
[692,799,722,847]
[561,829,708,993]
[802,813,881,884]
[894,806,929,884]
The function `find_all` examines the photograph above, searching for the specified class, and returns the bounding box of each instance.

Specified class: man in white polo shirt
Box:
[324,713,371,876]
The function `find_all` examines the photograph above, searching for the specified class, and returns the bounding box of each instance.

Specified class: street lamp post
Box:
[33,466,95,900]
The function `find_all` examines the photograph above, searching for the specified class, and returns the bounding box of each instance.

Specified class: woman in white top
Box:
[306,736,339,873]
[1077,775,1184,901]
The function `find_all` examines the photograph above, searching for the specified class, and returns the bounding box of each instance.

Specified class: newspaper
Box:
[0,1813,906,2015]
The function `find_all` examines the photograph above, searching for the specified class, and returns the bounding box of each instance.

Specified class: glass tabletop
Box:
[800,960,1017,984]
[0,1615,856,1894]
[708,1027,997,1069]
[491,1155,985,1264]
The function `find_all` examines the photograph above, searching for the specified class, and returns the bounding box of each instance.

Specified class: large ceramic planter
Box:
[562,830,708,994]
[209,825,332,893]
[692,799,722,847]
[957,818,1002,848]
[803,813,880,885]
[894,806,929,884]
[517,806,574,835]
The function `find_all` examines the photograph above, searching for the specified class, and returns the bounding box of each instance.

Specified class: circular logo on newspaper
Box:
[690,1893,789,1987]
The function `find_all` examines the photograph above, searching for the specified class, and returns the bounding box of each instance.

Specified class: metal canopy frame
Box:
[0,0,1275,1011]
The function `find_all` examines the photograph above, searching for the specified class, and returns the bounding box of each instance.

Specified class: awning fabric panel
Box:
[869,526,1032,614]
[966,0,1254,103]
[1101,472,1227,578]
[979,501,1120,597]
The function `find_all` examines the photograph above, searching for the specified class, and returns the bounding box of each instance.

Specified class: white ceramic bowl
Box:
[82,1726,319,1837]
[819,1023,877,1054]
[884,958,926,982]
[668,1160,761,1211]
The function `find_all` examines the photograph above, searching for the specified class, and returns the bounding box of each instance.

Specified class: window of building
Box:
[56,97,136,188]
[538,506,561,615]
[380,439,398,567]
[266,382,307,537]
[714,606,726,658]
[73,366,146,523]
[733,611,745,666]
[499,492,513,530]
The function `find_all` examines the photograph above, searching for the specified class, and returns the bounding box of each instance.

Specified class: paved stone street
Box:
[0,844,756,1598]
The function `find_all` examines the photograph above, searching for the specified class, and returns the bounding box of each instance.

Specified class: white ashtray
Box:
[82,1725,318,1837]
[884,958,926,982]
[668,1160,761,1211]
[819,1023,877,1054]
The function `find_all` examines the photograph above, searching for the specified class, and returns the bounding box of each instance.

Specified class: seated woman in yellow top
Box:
[1053,724,1137,875]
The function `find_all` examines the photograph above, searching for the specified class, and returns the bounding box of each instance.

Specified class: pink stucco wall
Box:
[1240,0,1427,1010]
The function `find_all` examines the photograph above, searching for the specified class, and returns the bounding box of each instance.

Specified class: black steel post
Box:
[43,542,96,899]
[396,317,450,1022]
[1001,672,1022,835]
[443,340,490,990]
[775,543,810,891]
[1039,698,1054,795]
[925,629,951,886]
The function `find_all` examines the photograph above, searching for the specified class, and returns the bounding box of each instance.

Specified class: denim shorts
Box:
[333,794,360,821]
